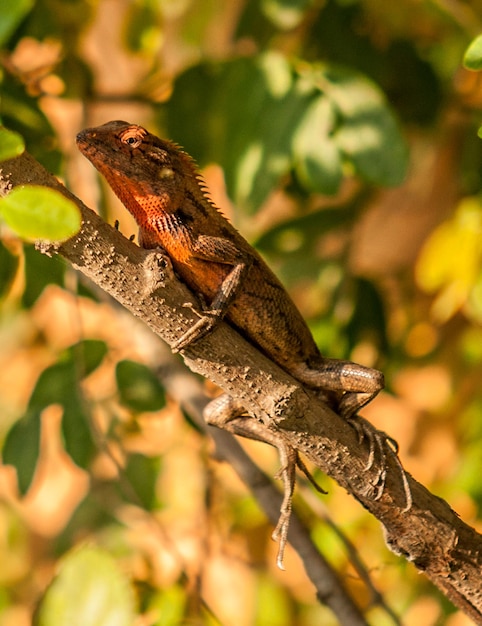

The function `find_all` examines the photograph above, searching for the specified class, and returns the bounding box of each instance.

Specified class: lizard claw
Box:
[171,313,219,352]
[349,416,412,512]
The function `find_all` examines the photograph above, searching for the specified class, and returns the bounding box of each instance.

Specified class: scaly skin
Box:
[76,120,384,419]
[76,121,393,566]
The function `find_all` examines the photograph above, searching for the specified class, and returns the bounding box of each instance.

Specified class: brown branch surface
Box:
[2,152,482,623]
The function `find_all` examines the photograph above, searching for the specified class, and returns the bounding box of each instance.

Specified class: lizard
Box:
[76,120,408,566]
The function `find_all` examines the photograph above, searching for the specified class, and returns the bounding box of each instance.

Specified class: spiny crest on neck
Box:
[110,121,223,216]
[164,139,223,215]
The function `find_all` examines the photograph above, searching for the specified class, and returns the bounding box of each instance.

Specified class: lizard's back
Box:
[76,121,323,376]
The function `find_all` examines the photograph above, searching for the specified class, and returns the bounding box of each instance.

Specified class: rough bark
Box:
[2,152,482,624]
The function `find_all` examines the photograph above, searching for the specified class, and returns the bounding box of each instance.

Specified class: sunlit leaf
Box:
[37,547,136,626]
[116,360,166,412]
[261,0,314,30]
[0,186,81,241]
[124,1,163,53]
[310,317,349,358]
[321,66,384,116]
[464,35,482,71]
[466,270,482,325]
[321,66,408,185]
[416,198,482,322]
[460,328,482,365]
[0,127,25,161]
[147,586,187,626]
[291,95,342,194]
[166,53,312,212]
[0,0,34,46]
[219,52,305,212]
[166,56,408,213]
[255,575,291,626]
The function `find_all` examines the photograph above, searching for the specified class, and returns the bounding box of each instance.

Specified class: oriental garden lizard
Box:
[76,121,409,566]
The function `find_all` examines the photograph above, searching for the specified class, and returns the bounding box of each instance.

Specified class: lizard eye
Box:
[120,129,143,149]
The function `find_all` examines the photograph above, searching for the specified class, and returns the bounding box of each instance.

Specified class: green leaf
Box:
[2,411,41,495]
[346,278,388,353]
[222,52,312,212]
[116,360,166,412]
[464,35,482,71]
[255,206,353,256]
[22,244,65,308]
[322,66,409,186]
[61,404,96,470]
[255,575,291,626]
[148,586,187,626]
[261,0,314,30]
[27,362,96,470]
[125,453,161,509]
[4,340,105,493]
[291,95,342,194]
[0,186,81,241]
[1,74,62,172]
[0,0,34,46]
[29,362,77,410]
[166,56,408,214]
[65,340,109,377]
[166,53,312,213]
[0,127,25,161]
[37,546,136,626]
[33,341,106,468]
[0,240,19,298]
[124,1,162,53]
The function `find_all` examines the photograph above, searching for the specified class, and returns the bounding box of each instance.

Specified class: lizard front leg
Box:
[171,235,253,352]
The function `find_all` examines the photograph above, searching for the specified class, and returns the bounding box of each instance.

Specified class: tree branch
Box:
[2,152,482,623]
[133,327,373,625]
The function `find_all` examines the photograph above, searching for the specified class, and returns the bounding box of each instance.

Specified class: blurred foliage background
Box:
[1,0,482,624]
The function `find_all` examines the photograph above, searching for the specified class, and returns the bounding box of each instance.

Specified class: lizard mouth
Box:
[75,130,94,155]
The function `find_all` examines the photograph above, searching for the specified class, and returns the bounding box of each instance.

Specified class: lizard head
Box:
[76,120,201,213]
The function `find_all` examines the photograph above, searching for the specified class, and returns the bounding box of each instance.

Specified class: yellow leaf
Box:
[416,198,482,322]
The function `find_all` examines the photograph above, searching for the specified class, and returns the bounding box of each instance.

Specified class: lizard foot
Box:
[271,443,298,570]
[171,302,223,353]
[171,313,218,352]
[272,451,329,569]
[350,416,412,512]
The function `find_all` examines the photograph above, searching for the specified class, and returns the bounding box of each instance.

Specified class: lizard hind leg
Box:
[292,359,412,510]
[203,393,303,569]
[291,358,385,419]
